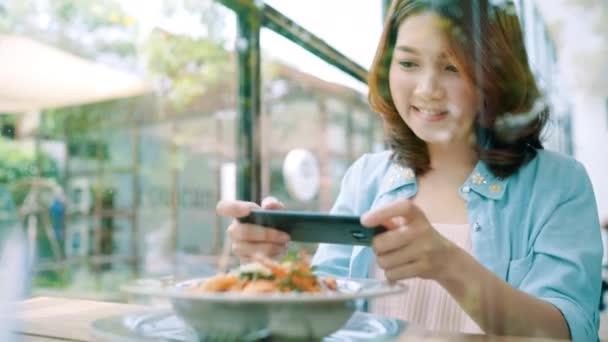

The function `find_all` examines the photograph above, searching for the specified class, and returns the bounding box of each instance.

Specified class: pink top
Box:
[370,223,483,334]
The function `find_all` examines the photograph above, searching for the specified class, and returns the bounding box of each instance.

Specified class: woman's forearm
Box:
[437,250,570,339]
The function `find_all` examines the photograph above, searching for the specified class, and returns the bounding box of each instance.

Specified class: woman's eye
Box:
[445,65,459,73]
[398,61,418,68]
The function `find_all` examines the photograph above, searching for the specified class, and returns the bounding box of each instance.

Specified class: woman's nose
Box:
[414,70,443,100]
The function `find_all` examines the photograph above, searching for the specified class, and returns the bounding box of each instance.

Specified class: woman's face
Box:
[389,12,479,146]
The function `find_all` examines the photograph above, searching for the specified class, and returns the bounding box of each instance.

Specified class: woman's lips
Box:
[412,106,448,122]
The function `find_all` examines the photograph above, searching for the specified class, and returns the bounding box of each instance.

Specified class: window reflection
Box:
[1,0,238,295]
[260,29,384,212]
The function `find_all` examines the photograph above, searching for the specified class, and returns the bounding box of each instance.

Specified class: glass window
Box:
[263,0,383,69]
[260,28,383,212]
[1,0,237,296]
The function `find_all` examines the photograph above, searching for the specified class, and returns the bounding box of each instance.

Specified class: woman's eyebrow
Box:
[395,45,419,54]
[395,45,450,60]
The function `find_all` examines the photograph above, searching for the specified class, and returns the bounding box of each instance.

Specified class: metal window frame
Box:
[214,0,369,203]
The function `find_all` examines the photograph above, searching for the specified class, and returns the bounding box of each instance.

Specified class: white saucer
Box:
[90,309,407,341]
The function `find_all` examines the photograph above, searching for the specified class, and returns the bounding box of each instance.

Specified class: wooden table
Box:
[13,297,563,342]
[15,297,151,342]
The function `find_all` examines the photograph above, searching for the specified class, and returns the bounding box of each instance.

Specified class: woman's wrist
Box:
[436,244,475,288]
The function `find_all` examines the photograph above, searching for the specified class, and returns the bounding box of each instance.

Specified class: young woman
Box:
[217,0,601,340]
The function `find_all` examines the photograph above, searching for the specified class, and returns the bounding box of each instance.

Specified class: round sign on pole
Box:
[282,149,320,202]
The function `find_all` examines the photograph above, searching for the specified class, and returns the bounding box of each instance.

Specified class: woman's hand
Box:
[361,199,463,282]
[216,197,290,260]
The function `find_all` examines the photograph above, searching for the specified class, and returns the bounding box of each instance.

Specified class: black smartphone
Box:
[237,210,387,246]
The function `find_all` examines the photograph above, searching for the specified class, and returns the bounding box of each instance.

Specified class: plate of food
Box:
[121,251,407,340]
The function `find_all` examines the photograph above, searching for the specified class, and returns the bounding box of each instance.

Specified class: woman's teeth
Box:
[413,106,448,121]
[417,107,443,115]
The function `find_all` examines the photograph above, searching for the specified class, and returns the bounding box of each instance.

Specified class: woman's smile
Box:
[411,105,449,122]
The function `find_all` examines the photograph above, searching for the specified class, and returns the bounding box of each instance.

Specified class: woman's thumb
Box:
[261,196,286,210]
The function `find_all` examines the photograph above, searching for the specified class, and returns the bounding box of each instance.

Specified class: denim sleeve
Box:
[519,161,602,341]
[311,155,369,277]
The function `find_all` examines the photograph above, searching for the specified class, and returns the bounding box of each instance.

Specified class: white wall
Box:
[571,94,608,222]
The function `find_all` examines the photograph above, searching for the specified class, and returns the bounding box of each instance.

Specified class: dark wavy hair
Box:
[368,0,547,178]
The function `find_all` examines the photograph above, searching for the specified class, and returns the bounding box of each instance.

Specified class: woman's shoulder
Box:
[334,151,394,212]
[347,150,394,176]
[511,149,592,198]
[520,149,589,180]
[533,149,585,170]
[356,150,394,165]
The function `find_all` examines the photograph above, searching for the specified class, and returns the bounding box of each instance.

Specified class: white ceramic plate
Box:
[90,309,408,342]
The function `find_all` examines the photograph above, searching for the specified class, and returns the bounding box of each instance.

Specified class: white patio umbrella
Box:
[0,34,150,113]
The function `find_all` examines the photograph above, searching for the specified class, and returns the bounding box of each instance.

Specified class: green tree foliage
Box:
[0,137,60,210]
[51,0,133,29]
[0,0,136,58]
[0,138,59,184]
[143,29,232,111]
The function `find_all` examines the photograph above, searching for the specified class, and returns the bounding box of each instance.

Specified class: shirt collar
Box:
[463,160,508,200]
[379,159,508,200]
[379,162,417,196]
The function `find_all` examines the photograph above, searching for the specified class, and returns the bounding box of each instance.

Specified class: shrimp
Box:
[242,280,277,294]
[252,253,289,279]
[320,276,337,291]
[199,274,239,292]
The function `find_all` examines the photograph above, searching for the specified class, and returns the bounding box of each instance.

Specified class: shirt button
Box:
[473,222,481,232]
[462,186,471,193]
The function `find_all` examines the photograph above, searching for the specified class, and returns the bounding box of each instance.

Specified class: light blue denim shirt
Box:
[312,149,602,341]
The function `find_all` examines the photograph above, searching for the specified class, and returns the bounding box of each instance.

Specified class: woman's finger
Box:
[376,216,408,230]
[372,225,415,254]
[376,241,423,269]
[384,260,424,282]
[361,199,426,229]
[361,199,420,228]
[261,196,286,210]
[216,200,260,218]
[228,222,290,244]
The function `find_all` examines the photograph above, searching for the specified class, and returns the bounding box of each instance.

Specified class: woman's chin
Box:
[412,129,457,145]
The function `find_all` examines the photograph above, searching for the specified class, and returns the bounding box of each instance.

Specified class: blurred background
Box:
[0,0,606,304]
